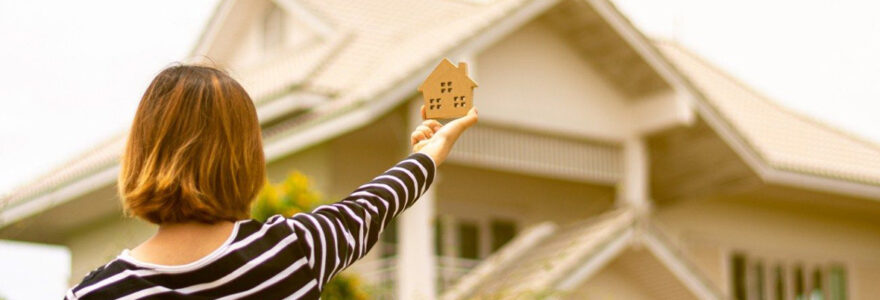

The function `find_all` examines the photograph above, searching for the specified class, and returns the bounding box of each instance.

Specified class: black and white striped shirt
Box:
[65,153,435,299]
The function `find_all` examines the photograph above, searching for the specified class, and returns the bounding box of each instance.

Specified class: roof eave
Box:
[585,0,880,201]
[0,167,118,227]
[188,0,235,59]
[554,220,725,300]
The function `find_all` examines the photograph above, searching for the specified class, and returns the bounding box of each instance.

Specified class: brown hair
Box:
[119,65,265,224]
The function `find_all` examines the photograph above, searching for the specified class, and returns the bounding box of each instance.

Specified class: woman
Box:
[65,65,477,299]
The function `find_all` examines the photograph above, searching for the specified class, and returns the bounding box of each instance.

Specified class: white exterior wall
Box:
[266,143,333,194]
[64,216,155,285]
[656,196,880,299]
[569,259,664,299]
[437,164,615,229]
[475,20,632,142]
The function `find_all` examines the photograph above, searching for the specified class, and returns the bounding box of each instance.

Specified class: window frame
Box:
[726,250,849,300]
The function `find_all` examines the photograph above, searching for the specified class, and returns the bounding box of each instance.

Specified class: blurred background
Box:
[1,0,878,299]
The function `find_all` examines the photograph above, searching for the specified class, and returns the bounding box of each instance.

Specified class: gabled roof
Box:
[576,0,880,198]
[190,0,345,102]
[441,208,724,299]
[655,42,880,187]
[3,0,880,228]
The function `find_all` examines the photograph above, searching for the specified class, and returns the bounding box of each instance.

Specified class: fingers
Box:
[420,105,427,120]
[417,124,434,138]
[411,129,429,146]
[411,122,437,144]
[422,119,442,131]
[410,116,444,146]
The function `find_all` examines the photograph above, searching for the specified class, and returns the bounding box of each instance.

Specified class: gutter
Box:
[0,167,119,227]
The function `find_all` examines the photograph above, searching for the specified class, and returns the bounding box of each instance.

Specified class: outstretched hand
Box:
[411,106,478,165]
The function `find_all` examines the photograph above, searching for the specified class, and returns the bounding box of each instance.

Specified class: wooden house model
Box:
[418,59,478,119]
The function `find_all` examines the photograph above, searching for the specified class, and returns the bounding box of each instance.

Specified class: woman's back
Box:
[67,153,436,299]
[69,217,319,299]
[65,65,476,299]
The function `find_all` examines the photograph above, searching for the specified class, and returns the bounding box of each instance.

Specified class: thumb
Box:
[437,107,478,138]
[448,107,478,129]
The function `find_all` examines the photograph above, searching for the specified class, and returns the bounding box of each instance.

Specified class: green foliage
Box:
[251,171,369,300]
[251,172,321,222]
[321,272,370,300]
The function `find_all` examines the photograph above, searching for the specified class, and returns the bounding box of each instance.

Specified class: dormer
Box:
[190,0,335,71]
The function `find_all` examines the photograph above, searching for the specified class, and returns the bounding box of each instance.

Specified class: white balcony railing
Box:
[354,256,481,299]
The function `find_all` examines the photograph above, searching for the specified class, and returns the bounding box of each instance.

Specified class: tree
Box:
[252,172,369,300]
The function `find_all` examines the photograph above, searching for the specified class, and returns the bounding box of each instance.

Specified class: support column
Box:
[617,136,651,212]
[396,99,438,300]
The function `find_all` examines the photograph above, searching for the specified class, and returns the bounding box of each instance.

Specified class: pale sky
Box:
[0,240,70,299]
[0,0,218,196]
[0,0,878,298]
[0,1,217,298]
[613,0,880,144]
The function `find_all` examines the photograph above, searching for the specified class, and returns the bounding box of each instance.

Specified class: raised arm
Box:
[289,107,478,289]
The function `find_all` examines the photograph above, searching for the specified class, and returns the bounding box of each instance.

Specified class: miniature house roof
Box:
[417,58,478,92]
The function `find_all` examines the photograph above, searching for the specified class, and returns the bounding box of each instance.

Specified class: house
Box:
[418,59,478,119]
[2,0,880,299]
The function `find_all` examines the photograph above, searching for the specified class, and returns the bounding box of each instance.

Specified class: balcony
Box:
[353,256,481,299]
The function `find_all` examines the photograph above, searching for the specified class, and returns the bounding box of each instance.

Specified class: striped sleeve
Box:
[288,153,435,289]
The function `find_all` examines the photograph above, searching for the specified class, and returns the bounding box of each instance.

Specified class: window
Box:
[457,222,479,259]
[434,216,519,259]
[490,220,516,252]
[380,220,398,258]
[829,266,846,300]
[263,2,286,52]
[732,254,746,299]
[434,218,444,256]
[730,252,847,300]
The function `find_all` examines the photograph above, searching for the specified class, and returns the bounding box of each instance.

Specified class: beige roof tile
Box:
[0,0,532,210]
[447,209,724,299]
[655,42,880,185]
[463,209,636,297]
[299,0,527,101]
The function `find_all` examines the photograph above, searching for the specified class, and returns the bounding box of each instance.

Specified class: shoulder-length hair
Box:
[119,65,265,224]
